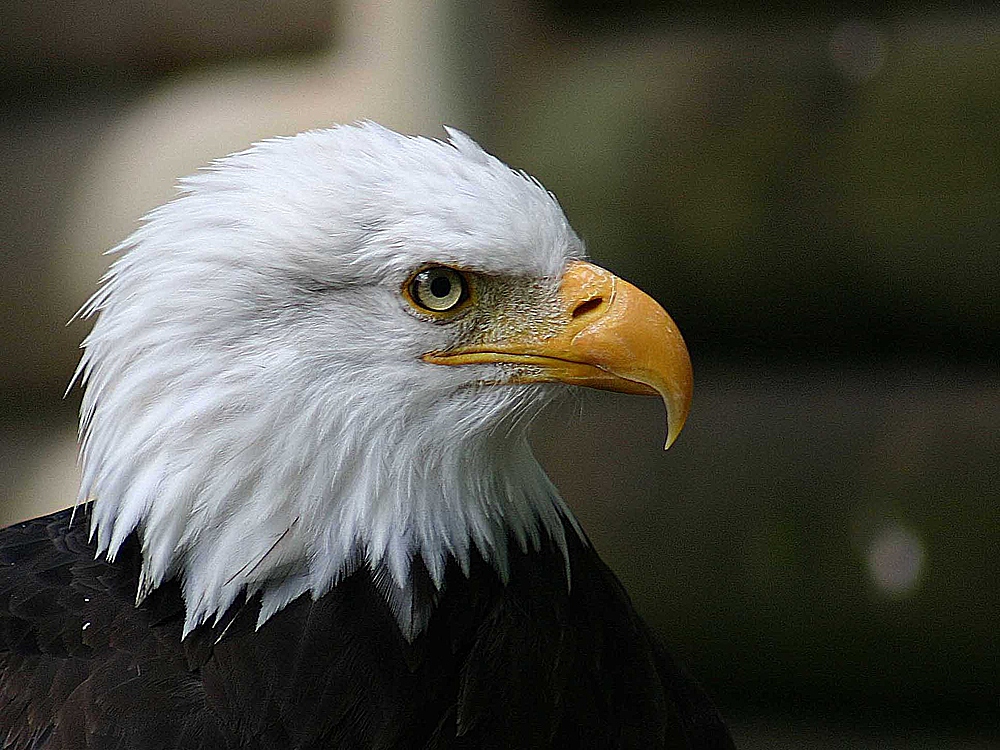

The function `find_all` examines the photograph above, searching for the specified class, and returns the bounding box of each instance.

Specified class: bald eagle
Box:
[0,124,733,749]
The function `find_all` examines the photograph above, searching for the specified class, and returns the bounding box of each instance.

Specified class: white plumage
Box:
[74,123,585,638]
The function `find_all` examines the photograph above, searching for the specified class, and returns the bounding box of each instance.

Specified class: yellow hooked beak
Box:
[423,261,694,449]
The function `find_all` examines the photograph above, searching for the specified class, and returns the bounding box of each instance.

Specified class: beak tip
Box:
[660,385,691,451]
[662,420,684,451]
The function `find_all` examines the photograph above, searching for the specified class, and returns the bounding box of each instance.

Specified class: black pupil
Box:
[429,274,452,298]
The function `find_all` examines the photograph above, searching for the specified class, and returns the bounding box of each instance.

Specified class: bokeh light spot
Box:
[867,524,925,597]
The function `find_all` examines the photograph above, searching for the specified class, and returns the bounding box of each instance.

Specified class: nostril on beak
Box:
[571,296,604,319]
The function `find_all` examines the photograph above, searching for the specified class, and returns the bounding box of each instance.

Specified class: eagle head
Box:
[74,123,692,638]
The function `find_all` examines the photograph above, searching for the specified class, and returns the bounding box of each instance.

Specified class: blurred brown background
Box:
[1,1,997,746]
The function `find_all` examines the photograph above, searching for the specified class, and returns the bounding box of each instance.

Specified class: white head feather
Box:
[73,123,587,638]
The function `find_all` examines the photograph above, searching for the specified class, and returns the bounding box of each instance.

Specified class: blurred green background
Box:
[1,1,997,746]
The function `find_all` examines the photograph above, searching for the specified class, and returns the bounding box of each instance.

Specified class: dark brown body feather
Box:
[0,506,734,749]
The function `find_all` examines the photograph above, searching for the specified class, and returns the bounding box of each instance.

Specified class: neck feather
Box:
[84,382,580,640]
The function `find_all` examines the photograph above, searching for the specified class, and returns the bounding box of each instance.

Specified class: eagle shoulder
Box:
[0,508,733,749]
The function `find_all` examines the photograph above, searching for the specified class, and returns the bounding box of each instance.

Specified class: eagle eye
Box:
[407,267,469,313]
